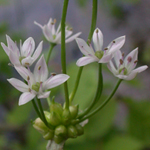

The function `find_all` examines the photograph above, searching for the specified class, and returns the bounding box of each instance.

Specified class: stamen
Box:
[134,60,138,63]
[113,40,115,43]
[87,39,91,45]
[25,63,30,66]
[29,88,31,92]
[69,28,73,31]
[127,56,132,62]
[120,59,123,65]
[104,48,108,50]
[96,29,99,33]
[8,63,14,67]
[38,66,41,70]
[51,73,56,76]
[122,52,124,58]
[27,76,30,81]
[53,19,56,24]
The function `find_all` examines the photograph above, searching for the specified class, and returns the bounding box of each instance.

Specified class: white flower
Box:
[1,35,43,67]
[107,48,148,80]
[76,28,125,66]
[34,18,81,44]
[7,55,70,105]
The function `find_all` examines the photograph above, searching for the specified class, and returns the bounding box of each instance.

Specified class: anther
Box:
[51,73,56,76]
[122,52,124,57]
[96,29,99,33]
[69,28,73,31]
[87,39,91,44]
[104,48,108,50]
[120,59,123,65]
[113,40,115,43]
[27,76,30,80]
[38,66,41,70]
[127,56,132,62]
[54,19,56,24]
[29,88,31,92]
[134,60,138,63]
[25,63,30,66]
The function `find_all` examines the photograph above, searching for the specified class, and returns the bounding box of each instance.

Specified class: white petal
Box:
[7,78,29,92]
[107,61,117,75]
[124,48,138,71]
[65,32,81,43]
[92,28,103,51]
[19,92,35,105]
[116,74,128,80]
[43,25,53,42]
[107,36,125,54]
[9,50,20,66]
[32,41,43,62]
[43,74,69,90]
[76,38,95,56]
[99,53,113,63]
[114,50,123,68]
[21,56,34,67]
[21,37,35,57]
[65,30,72,38]
[34,55,48,82]
[1,43,10,56]
[38,91,51,99]
[76,56,97,66]
[132,65,148,73]
[34,21,44,29]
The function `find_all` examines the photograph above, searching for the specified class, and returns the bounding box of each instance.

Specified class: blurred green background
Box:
[0,0,150,149]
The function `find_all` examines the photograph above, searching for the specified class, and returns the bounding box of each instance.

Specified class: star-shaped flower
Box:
[76,28,125,66]
[107,48,148,80]
[7,55,69,105]
[1,35,43,67]
[34,18,81,44]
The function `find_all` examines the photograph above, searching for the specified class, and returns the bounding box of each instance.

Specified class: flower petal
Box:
[38,91,51,99]
[7,78,29,92]
[19,92,35,105]
[34,55,48,82]
[32,41,43,62]
[34,21,44,29]
[107,61,117,75]
[92,28,103,51]
[1,43,10,56]
[99,53,113,63]
[76,38,95,56]
[107,36,125,54]
[43,74,69,90]
[21,56,34,67]
[76,56,97,66]
[65,32,81,43]
[9,50,20,66]
[21,37,35,57]
[114,50,123,68]
[43,25,53,42]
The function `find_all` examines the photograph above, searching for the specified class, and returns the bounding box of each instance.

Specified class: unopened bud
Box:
[55,125,67,137]
[54,135,64,144]
[49,112,61,126]
[62,109,71,125]
[75,124,84,136]
[67,125,78,138]
[43,130,54,140]
[69,105,79,119]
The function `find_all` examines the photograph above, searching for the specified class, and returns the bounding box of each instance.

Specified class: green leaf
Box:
[103,135,143,150]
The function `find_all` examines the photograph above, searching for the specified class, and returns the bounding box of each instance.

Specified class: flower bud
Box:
[50,100,63,117]
[54,125,67,137]
[33,118,49,134]
[43,130,54,140]
[54,135,64,144]
[49,112,61,127]
[75,124,84,136]
[69,105,79,119]
[62,109,71,125]
[67,125,78,138]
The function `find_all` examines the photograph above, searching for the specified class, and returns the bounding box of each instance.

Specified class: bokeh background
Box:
[0,0,150,150]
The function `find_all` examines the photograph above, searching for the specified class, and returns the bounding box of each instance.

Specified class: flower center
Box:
[119,67,128,75]
[95,51,104,59]
[53,34,56,40]
[32,82,40,92]
[19,56,26,63]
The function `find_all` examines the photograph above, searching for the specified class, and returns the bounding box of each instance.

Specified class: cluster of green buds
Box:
[33,100,84,144]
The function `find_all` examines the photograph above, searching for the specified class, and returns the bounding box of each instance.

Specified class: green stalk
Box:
[78,63,103,118]
[32,99,42,119]
[69,0,98,102]
[79,79,122,122]
[46,43,56,65]
[61,0,70,110]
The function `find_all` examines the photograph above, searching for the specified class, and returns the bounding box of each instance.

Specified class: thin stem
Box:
[31,99,42,119]
[78,63,103,118]
[79,79,122,122]
[46,43,56,65]
[69,66,83,102]
[69,0,98,103]
[61,0,70,110]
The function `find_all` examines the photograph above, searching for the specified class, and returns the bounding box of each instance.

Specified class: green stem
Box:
[32,99,42,119]
[78,63,103,118]
[79,79,122,122]
[46,43,56,65]
[61,0,70,110]
[69,66,83,102]
[69,0,98,103]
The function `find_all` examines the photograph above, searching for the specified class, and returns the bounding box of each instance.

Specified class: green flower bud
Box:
[54,135,64,144]
[49,112,61,126]
[75,124,84,136]
[62,109,71,125]
[50,100,63,116]
[69,105,79,119]
[70,119,79,125]
[67,125,78,138]
[95,51,104,59]
[55,125,67,137]
[33,118,49,134]
[43,130,54,140]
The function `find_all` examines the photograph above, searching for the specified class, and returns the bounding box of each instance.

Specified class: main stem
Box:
[79,79,122,122]
[69,0,98,102]
[61,0,70,110]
